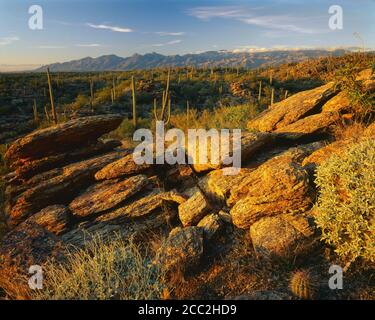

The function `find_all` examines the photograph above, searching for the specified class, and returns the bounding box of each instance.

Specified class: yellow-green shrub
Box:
[314,139,375,264]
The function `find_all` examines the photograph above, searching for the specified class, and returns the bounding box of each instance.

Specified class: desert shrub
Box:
[109,118,152,140]
[314,139,375,265]
[32,235,166,300]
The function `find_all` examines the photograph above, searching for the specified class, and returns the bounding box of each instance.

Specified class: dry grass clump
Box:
[31,235,167,300]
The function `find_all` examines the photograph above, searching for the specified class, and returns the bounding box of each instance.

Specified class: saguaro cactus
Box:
[46,67,57,124]
[271,88,275,105]
[33,99,39,122]
[258,80,262,102]
[154,69,171,125]
[89,78,94,111]
[131,76,137,128]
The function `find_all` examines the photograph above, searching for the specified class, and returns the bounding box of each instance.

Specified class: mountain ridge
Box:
[34,49,354,72]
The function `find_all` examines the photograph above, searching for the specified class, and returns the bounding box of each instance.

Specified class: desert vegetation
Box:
[0,53,374,300]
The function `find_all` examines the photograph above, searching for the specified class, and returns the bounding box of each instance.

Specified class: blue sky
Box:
[0,0,374,67]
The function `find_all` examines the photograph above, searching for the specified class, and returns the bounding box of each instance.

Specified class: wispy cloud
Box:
[155,31,186,36]
[151,39,182,47]
[189,6,324,34]
[87,23,133,33]
[75,43,102,47]
[0,36,20,46]
[37,45,66,49]
[188,6,246,20]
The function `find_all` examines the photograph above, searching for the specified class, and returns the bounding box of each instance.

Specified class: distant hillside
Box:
[34,49,352,72]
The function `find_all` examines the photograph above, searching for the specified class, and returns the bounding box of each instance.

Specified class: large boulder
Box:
[247,82,337,132]
[4,115,123,163]
[69,175,149,218]
[155,226,204,273]
[229,152,314,229]
[250,213,317,260]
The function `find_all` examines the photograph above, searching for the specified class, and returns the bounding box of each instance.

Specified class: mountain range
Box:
[34,49,354,72]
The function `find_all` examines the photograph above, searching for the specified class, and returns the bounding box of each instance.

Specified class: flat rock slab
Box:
[250,213,317,260]
[274,111,341,139]
[23,205,71,235]
[247,82,336,132]
[96,189,186,224]
[13,139,122,179]
[5,114,123,163]
[7,151,127,227]
[95,153,152,180]
[69,174,149,218]
[229,151,313,229]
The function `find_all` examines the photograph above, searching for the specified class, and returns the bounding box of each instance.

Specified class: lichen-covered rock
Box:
[96,189,186,223]
[69,175,149,217]
[95,153,152,180]
[229,152,313,229]
[23,205,70,235]
[234,291,292,300]
[0,221,65,270]
[249,213,317,260]
[178,187,211,227]
[189,131,272,173]
[156,226,204,273]
[247,82,336,132]
[13,139,122,179]
[274,112,341,139]
[6,151,127,227]
[197,213,223,241]
[4,115,123,163]
[321,91,351,113]
[198,168,254,205]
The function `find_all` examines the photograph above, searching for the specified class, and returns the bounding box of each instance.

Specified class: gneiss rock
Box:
[249,213,317,260]
[247,82,337,132]
[197,213,224,241]
[178,187,212,227]
[189,131,272,173]
[96,189,186,223]
[61,203,177,248]
[274,111,341,139]
[0,221,65,270]
[229,152,313,229]
[155,226,204,273]
[6,151,127,227]
[198,168,255,205]
[69,175,149,218]
[95,153,152,180]
[23,205,70,235]
[4,114,123,163]
[13,139,122,179]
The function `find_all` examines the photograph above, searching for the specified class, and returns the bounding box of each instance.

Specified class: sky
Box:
[0,0,374,69]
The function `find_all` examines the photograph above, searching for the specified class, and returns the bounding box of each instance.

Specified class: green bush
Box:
[314,139,375,265]
[32,235,166,300]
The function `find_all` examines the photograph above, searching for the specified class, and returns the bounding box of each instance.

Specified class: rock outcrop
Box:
[229,151,314,229]
[5,115,123,164]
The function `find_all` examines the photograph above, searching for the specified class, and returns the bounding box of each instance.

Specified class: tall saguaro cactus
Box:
[271,88,275,105]
[89,78,95,111]
[46,67,57,124]
[33,99,39,122]
[154,69,171,125]
[131,76,137,128]
[258,80,262,102]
